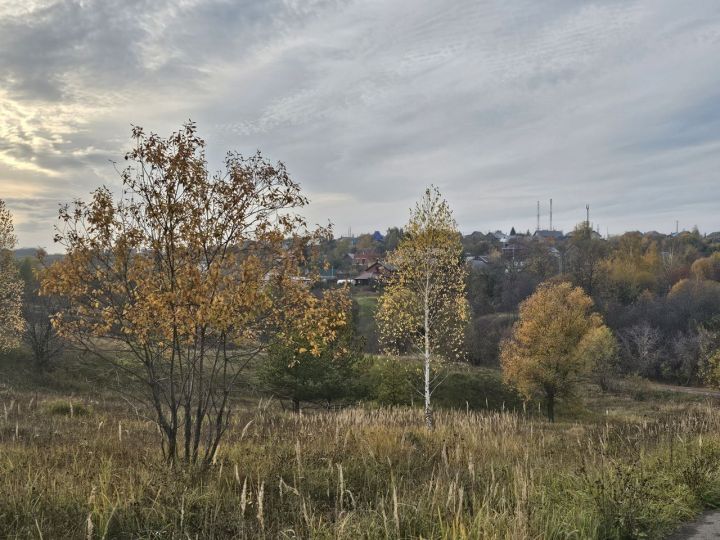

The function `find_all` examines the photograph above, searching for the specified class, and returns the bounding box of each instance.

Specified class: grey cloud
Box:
[2,0,720,247]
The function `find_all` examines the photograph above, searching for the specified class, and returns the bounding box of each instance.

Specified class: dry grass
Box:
[2,382,720,539]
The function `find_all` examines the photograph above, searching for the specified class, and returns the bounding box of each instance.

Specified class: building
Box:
[533,230,564,241]
[346,249,382,269]
[354,261,396,286]
[465,255,490,270]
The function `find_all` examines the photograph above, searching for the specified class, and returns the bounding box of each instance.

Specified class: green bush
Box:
[45,400,91,417]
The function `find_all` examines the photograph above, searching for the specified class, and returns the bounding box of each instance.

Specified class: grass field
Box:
[2,350,720,539]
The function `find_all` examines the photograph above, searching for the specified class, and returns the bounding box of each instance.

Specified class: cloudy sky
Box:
[1,0,719,248]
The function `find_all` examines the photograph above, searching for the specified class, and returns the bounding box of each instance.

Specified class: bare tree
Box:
[619,322,662,377]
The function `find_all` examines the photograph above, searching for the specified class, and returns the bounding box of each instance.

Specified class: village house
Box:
[354,260,396,286]
[533,229,564,241]
[346,248,382,269]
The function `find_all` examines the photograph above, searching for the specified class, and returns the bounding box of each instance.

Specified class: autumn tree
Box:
[691,252,720,282]
[500,281,614,421]
[376,187,469,428]
[42,123,346,465]
[698,329,720,390]
[0,200,23,351]
[601,233,662,304]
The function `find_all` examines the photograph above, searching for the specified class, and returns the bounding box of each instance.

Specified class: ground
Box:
[2,349,720,539]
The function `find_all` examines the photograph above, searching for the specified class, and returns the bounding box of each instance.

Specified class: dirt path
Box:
[650,383,720,398]
[669,511,720,539]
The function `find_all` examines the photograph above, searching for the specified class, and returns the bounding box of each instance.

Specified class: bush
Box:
[359,357,525,412]
[363,356,421,406]
[45,400,90,417]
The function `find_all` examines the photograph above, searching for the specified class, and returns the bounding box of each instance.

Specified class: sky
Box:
[1,0,719,249]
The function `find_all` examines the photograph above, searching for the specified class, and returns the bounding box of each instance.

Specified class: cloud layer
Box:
[1,0,719,247]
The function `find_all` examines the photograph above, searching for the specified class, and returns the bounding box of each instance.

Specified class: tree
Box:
[601,234,662,304]
[42,123,346,465]
[376,187,469,428]
[691,252,720,282]
[0,200,23,351]
[618,322,662,377]
[19,254,65,370]
[566,222,608,295]
[384,227,404,252]
[698,329,720,390]
[260,288,363,412]
[500,281,614,421]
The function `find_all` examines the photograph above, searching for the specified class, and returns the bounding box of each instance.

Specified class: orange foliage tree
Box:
[42,123,348,464]
[501,281,614,421]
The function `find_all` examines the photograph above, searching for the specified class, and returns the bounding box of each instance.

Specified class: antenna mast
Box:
[536,201,540,232]
[586,205,590,228]
[550,198,553,231]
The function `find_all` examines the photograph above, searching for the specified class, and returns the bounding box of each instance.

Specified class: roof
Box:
[355,260,396,281]
[466,255,490,269]
[354,270,376,281]
[365,260,397,272]
[533,230,564,240]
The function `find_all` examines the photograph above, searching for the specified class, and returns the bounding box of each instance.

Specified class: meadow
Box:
[2,350,720,539]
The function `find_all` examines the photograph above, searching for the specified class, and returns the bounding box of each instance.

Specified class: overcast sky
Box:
[1,0,719,248]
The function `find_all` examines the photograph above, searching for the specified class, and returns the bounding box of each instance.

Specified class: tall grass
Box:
[1,390,720,538]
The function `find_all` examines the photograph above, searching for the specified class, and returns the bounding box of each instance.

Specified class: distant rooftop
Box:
[533,230,564,240]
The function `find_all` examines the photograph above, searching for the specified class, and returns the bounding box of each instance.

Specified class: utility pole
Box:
[586,205,590,228]
[536,201,540,232]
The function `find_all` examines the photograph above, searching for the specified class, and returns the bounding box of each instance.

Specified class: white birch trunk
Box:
[424,270,433,429]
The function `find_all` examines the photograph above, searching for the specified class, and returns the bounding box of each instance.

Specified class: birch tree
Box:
[42,123,347,464]
[376,187,469,428]
[0,200,23,351]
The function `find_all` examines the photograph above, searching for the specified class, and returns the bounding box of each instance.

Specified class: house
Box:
[346,249,382,269]
[354,261,396,286]
[465,255,490,270]
[533,230,564,241]
[492,230,510,243]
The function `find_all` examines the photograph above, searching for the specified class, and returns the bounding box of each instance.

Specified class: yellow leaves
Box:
[41,125,333,359]
[501,281,612,401]
[377,188,468,361]
[701,348,720,390]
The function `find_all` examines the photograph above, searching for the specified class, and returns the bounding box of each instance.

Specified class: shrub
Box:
[45,400,90,417]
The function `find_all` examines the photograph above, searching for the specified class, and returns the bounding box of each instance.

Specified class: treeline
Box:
[319,224,720,385]
[468,227,720,384]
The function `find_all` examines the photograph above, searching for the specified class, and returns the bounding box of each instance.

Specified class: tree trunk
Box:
[546,393,555,422]
[292,398,300,414]
[424,349,433,428]
[424,278,433,429]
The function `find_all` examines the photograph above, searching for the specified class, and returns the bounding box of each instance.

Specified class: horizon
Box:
[2,1,719,249]
[12,218,715,254]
